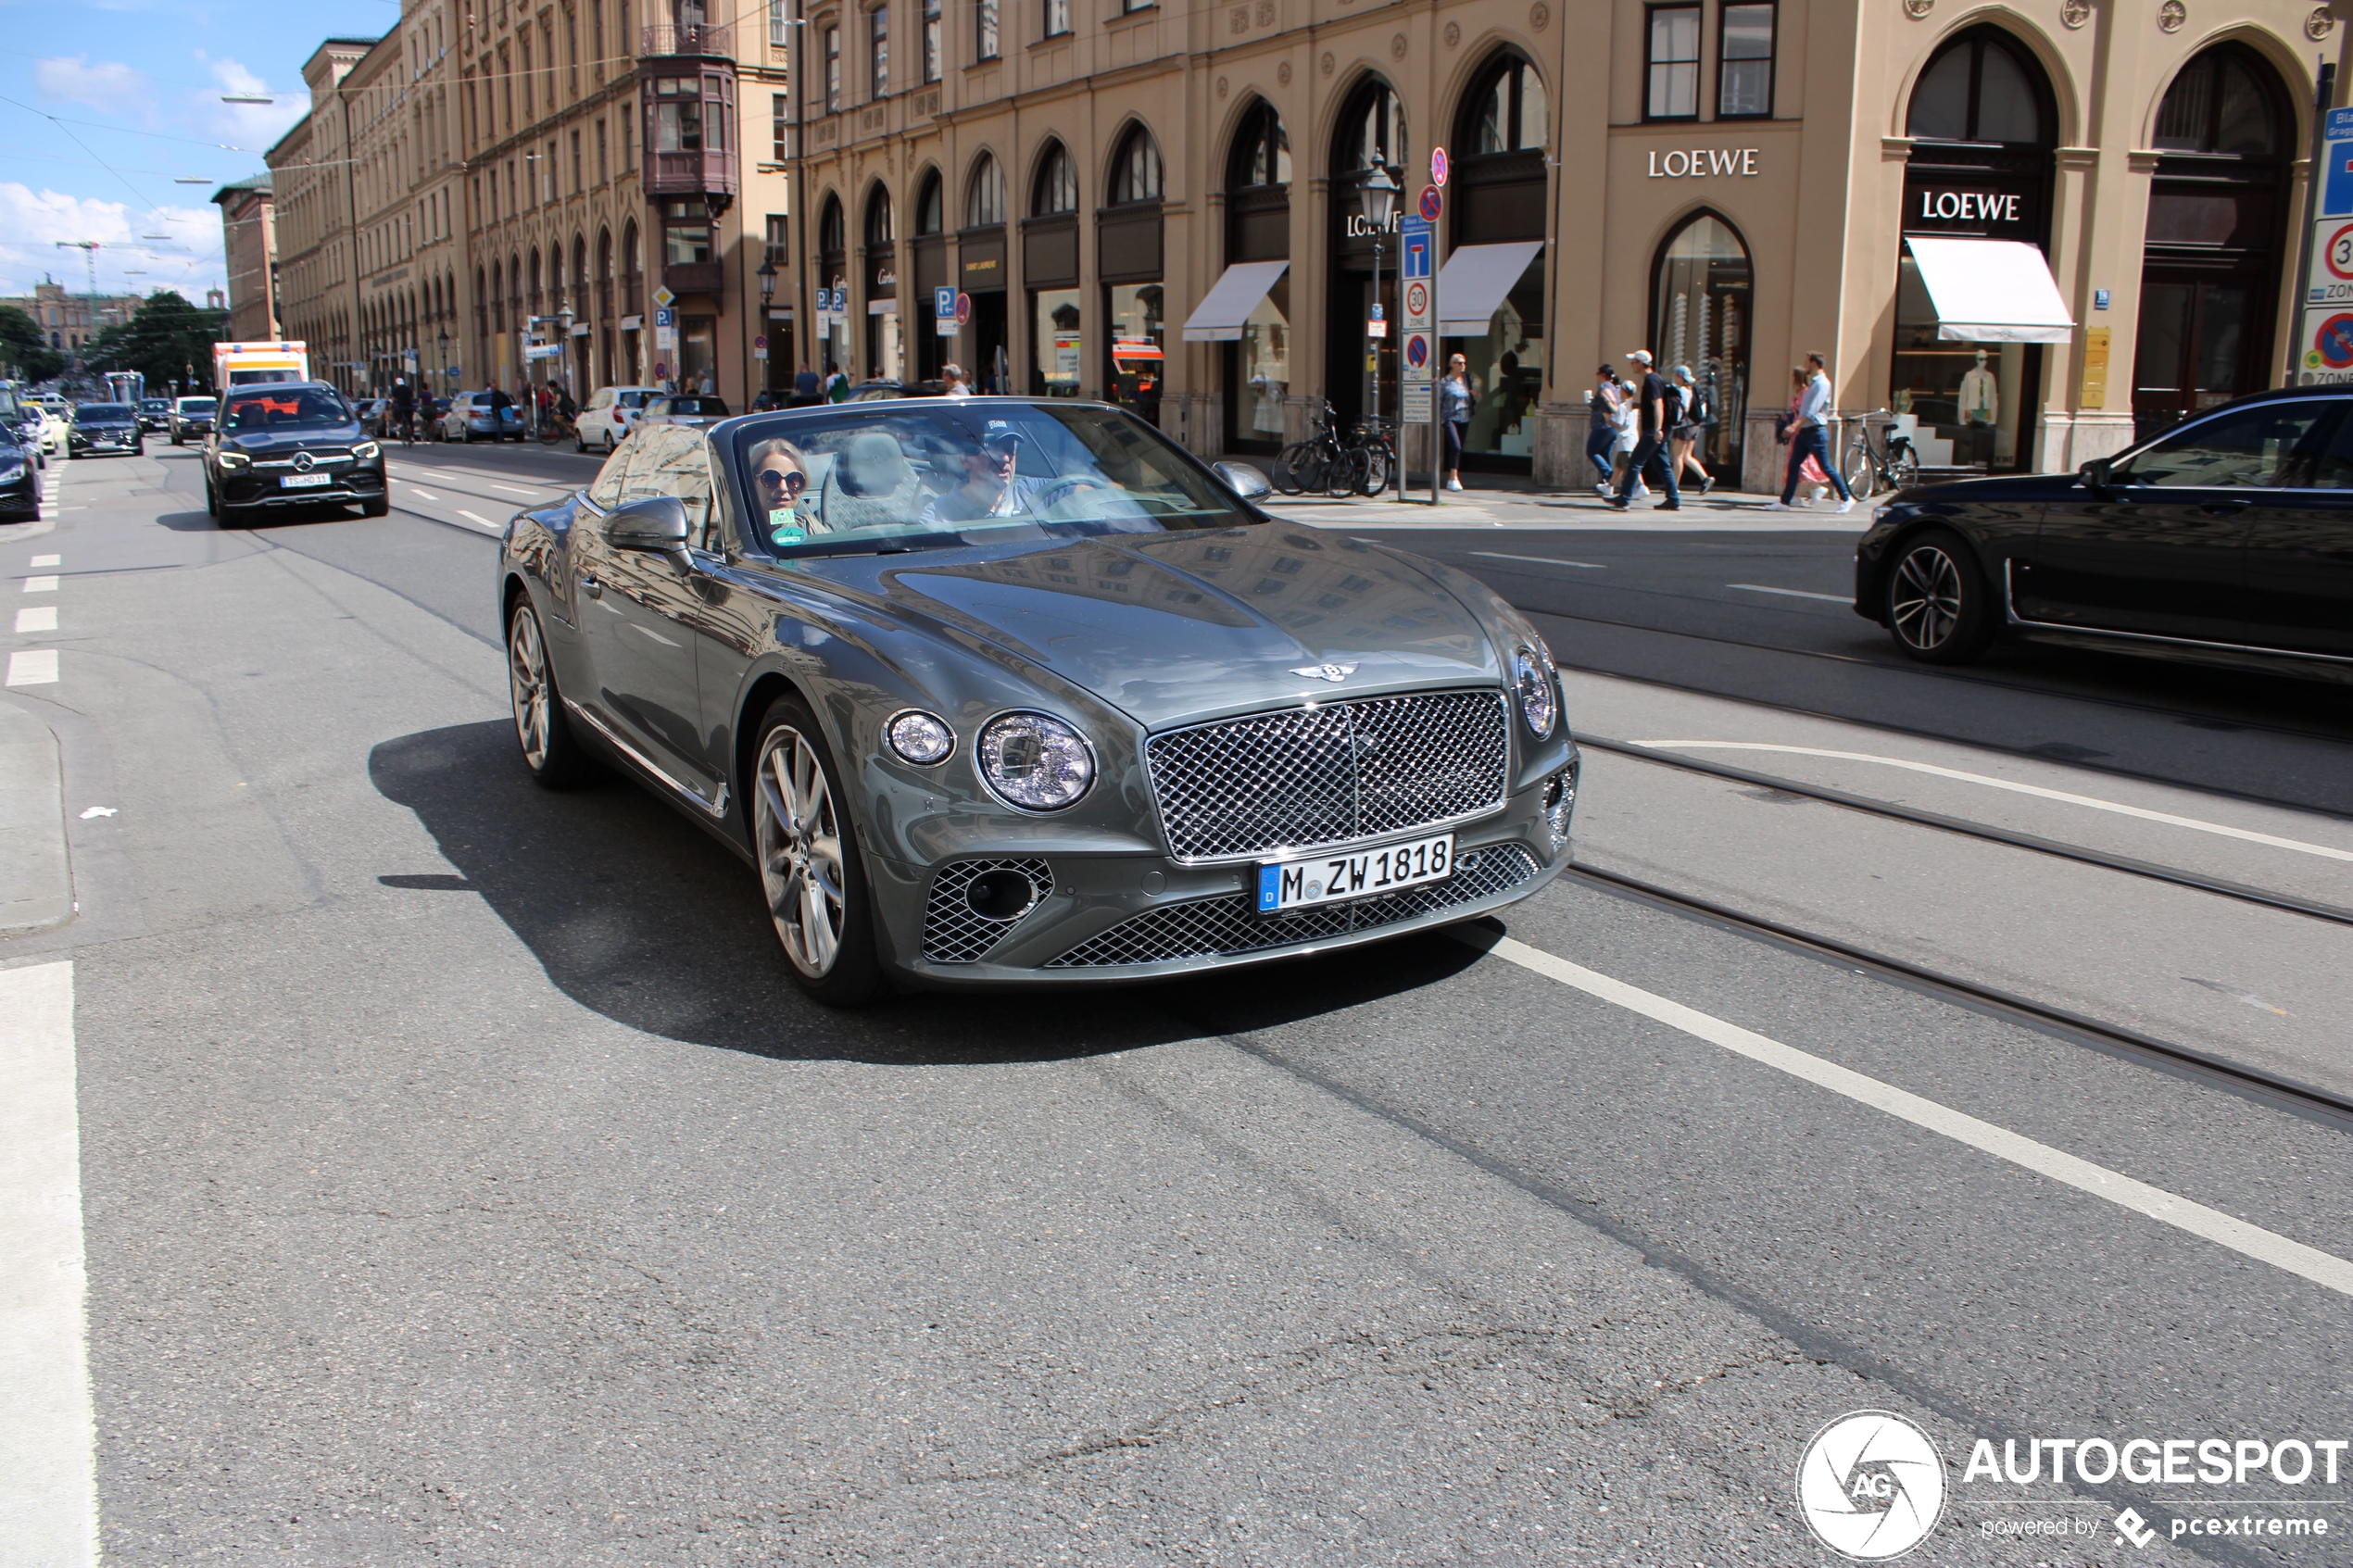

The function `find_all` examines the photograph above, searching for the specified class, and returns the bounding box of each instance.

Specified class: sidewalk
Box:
[1257,482,1873,532]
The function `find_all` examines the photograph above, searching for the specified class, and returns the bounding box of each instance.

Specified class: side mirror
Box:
[605,495,691,558]
[1214,460,1274,500]
[2079,457,2113,495]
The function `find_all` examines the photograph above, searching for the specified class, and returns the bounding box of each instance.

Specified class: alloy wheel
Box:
[756,725,848,978]
[1889,543,1964,652]
[508,604,553,770]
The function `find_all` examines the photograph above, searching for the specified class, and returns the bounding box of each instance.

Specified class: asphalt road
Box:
[3,445,2349,1566]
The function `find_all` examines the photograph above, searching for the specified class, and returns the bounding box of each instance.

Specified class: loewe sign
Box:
[1647,147,1761,178]
[1919,190,2023,221]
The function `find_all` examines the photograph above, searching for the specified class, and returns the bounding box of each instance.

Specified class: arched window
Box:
[1651,211,1752,481]
[2155,45,2283,155]
[1109,124,1163,205]
[573,236,589,307]
[1034,141,1077,215]
[527,247,542,320]
[866,184,895,247]
[914,169,945,233]
[488,260,503,332]
[966,152,1006,226]
[1227,99,1290,189]
[1340,79,1406,175]
[1467,55,1547,154]
[1906,28,2050,146]
[819,192,847,255]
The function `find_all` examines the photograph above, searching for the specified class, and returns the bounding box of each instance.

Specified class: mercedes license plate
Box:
[280,472,332,488]
[1256,832,1453,914]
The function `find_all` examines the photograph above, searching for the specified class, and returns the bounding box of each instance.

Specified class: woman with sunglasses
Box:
[749,437,816,545]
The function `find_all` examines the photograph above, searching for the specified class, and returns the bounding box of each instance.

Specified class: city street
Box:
[4,442,2350,1566]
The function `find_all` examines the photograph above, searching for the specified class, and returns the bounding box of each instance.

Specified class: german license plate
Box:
[1256,832,1453,914]
[280,472,332,488]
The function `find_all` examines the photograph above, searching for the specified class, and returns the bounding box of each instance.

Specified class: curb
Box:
[0,701,71,937]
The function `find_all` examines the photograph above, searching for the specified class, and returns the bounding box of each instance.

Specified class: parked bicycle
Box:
[1843,412,1920,497]
[1273,402,1357,498]
[1345,418,1396,497]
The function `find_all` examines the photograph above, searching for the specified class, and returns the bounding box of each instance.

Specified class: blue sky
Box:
[0,0,394,303]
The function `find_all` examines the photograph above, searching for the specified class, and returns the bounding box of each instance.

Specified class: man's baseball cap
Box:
[980,418,1026,451]
[1626,349,1654,366]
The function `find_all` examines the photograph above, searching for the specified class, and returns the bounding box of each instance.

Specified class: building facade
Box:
[210,175,281,343]
[346,2,471,398]
[0,280,150,362]
[270,39,378,392]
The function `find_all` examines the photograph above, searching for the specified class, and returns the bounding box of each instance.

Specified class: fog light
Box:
[966,869,1038,921]
[1542,763,1578,852]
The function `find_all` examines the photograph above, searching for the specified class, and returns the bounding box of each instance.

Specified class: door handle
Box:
[580,571,603,598]
[2198,501,2249,517]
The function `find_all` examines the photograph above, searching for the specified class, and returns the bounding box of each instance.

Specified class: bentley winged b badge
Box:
[1290,662,1357,683]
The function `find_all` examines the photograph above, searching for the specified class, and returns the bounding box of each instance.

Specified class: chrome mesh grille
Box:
[922,858,1055,963]
[1146,690,1509,861]
[1046,845,1539,969]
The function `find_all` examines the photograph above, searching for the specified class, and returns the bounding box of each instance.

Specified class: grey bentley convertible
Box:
[497,398,1579,1002]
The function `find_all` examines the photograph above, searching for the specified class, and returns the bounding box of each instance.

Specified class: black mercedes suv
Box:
[203,383,387,523]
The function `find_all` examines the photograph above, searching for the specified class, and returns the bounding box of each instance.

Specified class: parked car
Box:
[0,423,38,520]
[497,399,1579,1003]
[136,397,173,433]
[573,385,662,453]
[31,405,69,454]
[1855,384,2353,678]
[202,382,387,523]
[437,390,525,443]
[69,402,144,458]
[14,405,50,461]
[635,394,730,432]
[169,395,217,445]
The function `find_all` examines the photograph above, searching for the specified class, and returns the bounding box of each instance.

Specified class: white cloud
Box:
[0,186,226,302]
[34,56,153,115]
[188,52,307,150]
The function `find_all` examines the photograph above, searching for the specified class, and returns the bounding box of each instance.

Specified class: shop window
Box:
[1644,6,1700,121]
[1032,289,1080,395]
[869,5,888,97]
[966,152,1007,225]
[1651,211,1751,480]
[2155,50,2280,155]
[1107,282,1162,422]
[1906,30,2045,146]
[923,0,941,81]
[824,24,842,109]
[1718,2,1773,119]
[1474,57,1548,153]
[976,0,1000,60]
[866,187,900,380]
[1035,143,1077,215]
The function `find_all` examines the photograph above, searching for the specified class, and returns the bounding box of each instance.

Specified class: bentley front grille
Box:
[922,858,1056,963]
[1044,845,1539,969]
[1145,690,1510,862]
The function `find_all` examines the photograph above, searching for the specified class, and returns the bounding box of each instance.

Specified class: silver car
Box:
[635,394,731,432]
[497,399,1578,1003]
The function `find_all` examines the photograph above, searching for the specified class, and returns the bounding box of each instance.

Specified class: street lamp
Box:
[756,255,778,400]
[1358,166,1399,449]
[436,328,449,397]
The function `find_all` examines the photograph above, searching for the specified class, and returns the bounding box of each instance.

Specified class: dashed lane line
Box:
[6,650,59,685]
[407,487,440,501]
[1725,583,1848,603]
[30,555,58,568]
[22,576,57,593]
[16,606,57,633]
[1460,928,2353,1298]
[1469,552,1608,571]
[456,510,502,532]
[1633,741,2353,863]
[0,962,97,1568]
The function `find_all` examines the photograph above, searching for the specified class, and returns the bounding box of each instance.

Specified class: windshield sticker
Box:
[768,508,806,546]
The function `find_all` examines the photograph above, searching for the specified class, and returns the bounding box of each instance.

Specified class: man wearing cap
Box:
[1606,350,1679,512]
[921,418,1110,526]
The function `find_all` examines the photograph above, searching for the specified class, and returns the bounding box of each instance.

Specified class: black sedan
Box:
[0,424,37,520]
[1855,385,2353,680]
[69,403,144,458]
[202,383,387,523]
[169,396,217,445]
[136,397,173,433]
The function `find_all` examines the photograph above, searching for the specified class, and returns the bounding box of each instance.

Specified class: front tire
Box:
[204,470,219,517]
[1885,527,1996,665]
[507,596,590,786]
[752,696,883,1005]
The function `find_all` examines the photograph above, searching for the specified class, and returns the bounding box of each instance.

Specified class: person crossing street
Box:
[1605,350,1679,511]
[1768,351,1856,513]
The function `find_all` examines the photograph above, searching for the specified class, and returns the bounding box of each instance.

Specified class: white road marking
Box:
[6,649,58,685]
[1465,930,2353,1298]
[23,576,57,593]
[1470,552,1608,571]
[16,606,57,633]
[30,555,58,567]
[76,807,115,820]
[0,961,97,1568]
[488,483,547,495]
[1632,741,2353,863]
[456,510,501,531]
[1727,583,1848,603]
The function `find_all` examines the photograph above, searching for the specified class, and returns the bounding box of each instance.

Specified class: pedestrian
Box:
[1440,353,1474,491]
[1608,372,1646,500]
[1668,365,1713,495]
[941,363,974,399]
[1584,365,1619,492]
[794,363,820,405]
[824,366,851,403]
[1768,351,1854,513]
[1607,350,1679,511]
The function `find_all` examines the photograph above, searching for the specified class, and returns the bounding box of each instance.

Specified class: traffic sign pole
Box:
[1401,183,1442,506]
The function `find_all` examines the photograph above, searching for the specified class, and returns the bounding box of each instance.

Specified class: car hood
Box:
[76,420,134,431]
[798,528,1501,729]
[222,427,364,454]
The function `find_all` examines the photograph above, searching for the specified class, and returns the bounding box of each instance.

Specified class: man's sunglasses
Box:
[755,468,809,495]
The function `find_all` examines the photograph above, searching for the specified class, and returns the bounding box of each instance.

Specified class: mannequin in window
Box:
[1957,348,1998,463]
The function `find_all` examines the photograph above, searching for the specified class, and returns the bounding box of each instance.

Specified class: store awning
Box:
[1904,236,2075,344]
[1180,260,1290,342]
[1436,241,1545,334]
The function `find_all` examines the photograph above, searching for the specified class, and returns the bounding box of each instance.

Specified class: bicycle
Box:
[537,410,579,445]
[1275,401,1355,497]
[391,407,419,447]
[1345,418,1396,497]
[1843,412,1920,498]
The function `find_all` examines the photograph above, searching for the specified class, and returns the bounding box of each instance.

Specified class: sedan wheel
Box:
[507,597,587,785]
[1886,528,1994,664]
[753,700,881,1003]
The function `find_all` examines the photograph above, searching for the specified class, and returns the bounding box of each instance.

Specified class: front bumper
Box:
[219,464,386,507]
[869,757,1579,987]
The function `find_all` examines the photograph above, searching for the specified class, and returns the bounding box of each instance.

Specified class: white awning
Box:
[1436,241,1545,334]
[1904,236,2075,344]
[1180,260,1290,341]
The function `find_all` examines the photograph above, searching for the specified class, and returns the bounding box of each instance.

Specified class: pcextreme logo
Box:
[1795,1411,1949,1561]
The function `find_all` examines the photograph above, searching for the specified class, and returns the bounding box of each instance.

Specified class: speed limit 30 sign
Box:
[2327,221,2353,282]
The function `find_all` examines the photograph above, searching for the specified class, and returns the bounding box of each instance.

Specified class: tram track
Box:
[1577,734,2353,928]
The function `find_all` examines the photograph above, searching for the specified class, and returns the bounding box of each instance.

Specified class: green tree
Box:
[83,292,227,392]
[0,306,68,383]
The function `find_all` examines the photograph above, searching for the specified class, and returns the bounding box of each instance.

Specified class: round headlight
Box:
[975,711,1094,811]
[886,709,955,765]
[1513,646,1558,738]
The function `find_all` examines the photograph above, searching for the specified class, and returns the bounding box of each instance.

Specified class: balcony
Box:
[663,262,724,296]
[641,22,731,56]
[644,146,740,198]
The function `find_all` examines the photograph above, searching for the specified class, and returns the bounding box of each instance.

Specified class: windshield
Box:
[76,404,132,421]
[617,391,649,408]
[728,403,1258,558]
[141,399,170,412]
[177,398,216,413]
[224,387,353,433]
[666,396,729,416]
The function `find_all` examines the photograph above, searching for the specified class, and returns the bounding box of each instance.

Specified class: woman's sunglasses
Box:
[756,467,809,496]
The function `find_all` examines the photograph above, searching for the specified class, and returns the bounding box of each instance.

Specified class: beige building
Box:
[0,280,149,362]
[346,1,470,397]
[210,175,280,343]
[270,38,378,391]
[780,0,2344,487]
